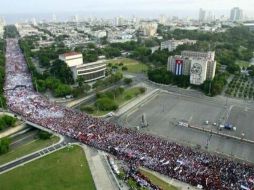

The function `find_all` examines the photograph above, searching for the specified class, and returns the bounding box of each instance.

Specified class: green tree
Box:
[0,137,11,155]
[38,131,52,140]
[95,97,118,111]
[124,78,133,85]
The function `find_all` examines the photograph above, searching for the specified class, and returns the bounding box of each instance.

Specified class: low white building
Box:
[59,52,83,67]
[161,39,196,52]
[59,52,106,82]
[73,60,106,82]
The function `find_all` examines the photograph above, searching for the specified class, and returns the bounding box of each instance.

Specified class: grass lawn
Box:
[107,58,148,73]
[140,168,178,190]
[0,136,59,166]
[114,87,143,105]
[81,87,145,116]
[236,60,250,68]
[0,145,96,190]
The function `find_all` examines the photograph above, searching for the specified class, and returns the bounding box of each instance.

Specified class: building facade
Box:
[167,51,216,85]
[59,52,83,68]
[161,39,196,52]
[72,60,106,82]
[140,21,158,37]
[230,7,243,21]
[199,8,206,22]
[59,52,106,82]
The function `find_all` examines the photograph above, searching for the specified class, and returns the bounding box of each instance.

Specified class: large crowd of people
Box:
[4,38,254,190]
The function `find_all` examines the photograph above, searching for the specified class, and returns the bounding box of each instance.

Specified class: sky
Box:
[1,0,254,22]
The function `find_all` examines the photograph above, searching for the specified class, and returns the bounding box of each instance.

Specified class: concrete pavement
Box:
[82,145,119,190]
[0,123,28,139]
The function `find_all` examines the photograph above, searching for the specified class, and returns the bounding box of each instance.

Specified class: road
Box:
[0,135,67,174]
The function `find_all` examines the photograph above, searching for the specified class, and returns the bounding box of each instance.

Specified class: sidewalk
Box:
[0,123,27,139]
[82,145,119,190]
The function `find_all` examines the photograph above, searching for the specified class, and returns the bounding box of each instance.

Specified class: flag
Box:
[175,59,183,75]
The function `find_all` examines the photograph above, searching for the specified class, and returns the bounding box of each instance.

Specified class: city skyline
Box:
[0,0,254,23]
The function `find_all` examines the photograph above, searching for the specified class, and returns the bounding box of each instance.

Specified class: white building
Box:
[230,7,243,21]
[199,8,206,22]
[59,52,106,82]
[72,60,106,82]
[244,23,254,31]
[161,39,196,52]
[167,51,216,85]
[0,18,5,39]
[59,52,83,68]
[140,21,158,37]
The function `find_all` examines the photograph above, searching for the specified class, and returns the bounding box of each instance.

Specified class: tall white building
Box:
[230,7,243,21]
[199,8,206,22]
[0,17,5,39]
[159,15,167,25]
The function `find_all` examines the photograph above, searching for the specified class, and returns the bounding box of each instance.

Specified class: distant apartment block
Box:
[199,8,206,22]
[140,21,158,37]
[161,39,196,52]
[167,51,216,85]
[230,7,243,21]
[244,23,254,31]
[59,52,106,82]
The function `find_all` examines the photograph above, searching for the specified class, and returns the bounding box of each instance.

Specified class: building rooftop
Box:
[62,52,82,57]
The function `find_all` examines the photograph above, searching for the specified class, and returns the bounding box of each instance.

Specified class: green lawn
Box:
[107,58,148,73]
[0,136,59,166]
[114,87,143,105]
[81,87,145,116]
[0,145,96,190]
[140,168,178,190]
[236,60,250,68]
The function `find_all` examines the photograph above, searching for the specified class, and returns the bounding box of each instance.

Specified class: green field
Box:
[140,168,178,190]
[81,87,145,116]
[107,58,148,73]
[236,60,250,68]
[0,145,96,190]
[0,136,59,166]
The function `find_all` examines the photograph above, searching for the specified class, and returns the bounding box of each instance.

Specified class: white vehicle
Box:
[205,121,209,125]
[178,121,189,127]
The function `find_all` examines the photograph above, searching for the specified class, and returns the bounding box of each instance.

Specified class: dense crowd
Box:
[4,38,254,190]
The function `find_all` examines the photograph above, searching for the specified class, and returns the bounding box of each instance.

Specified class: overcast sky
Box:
[1,0,254,22]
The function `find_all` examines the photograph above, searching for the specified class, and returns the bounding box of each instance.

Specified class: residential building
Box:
[161,39,196,52]
[230,7,243,21]
[244,23,254,31]
[140,21,158,37]
[199,8,206,22]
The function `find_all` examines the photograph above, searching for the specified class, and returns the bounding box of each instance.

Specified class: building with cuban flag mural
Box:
[167,51,216,85]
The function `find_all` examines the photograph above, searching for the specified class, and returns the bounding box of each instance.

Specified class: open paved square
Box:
[119,92,254,163]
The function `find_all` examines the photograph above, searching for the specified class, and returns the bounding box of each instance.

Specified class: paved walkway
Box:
[0,123,28,139]
[82,145,119,190]
[140,167,198,190]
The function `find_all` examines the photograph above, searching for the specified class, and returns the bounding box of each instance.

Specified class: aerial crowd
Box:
[4,38,254,190]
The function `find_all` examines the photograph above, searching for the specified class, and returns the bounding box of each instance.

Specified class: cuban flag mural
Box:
[175,59,183,75]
